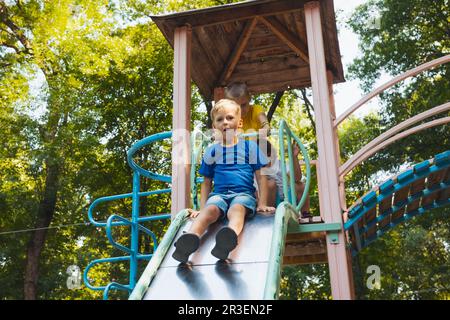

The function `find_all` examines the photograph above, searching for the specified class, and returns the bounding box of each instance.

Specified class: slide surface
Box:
[143,213,275,300]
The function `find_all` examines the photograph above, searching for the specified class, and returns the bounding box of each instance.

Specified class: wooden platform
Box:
[283,230,328,265]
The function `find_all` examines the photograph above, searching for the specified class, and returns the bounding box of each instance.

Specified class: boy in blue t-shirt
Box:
[172,99,275,263]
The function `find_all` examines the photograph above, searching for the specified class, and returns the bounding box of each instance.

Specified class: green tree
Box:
[345,0,450,299]
[0,0,133,299]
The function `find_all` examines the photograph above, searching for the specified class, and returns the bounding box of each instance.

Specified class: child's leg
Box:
[264,178,278,208]
[295,182,311,216]
[189,205,222,237]
[173,205,222,263]
[226,203,247,236]
[211,195,255,260]
[211,208,242,260]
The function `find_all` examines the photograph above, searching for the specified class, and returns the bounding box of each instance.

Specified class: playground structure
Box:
[83,0,450,300]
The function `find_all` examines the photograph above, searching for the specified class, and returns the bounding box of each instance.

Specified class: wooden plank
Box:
[218,17,258,85]
[197,26,228,64]
[235,78,311,95]
[284,241,327,257]
[348,228,357,251]
[239,44,293,62]
[193,31,223,77]
[285,231,326,243]
[378,194,392,230]
[216,22,246,46]
[251,21,273,37]
[422,168,449,206]
[259,16,309,63]
[321,0,344,83]
[153,0,309,29]
[298,216,323,224]
[283,253,328,265]
[275,12,296,40]
[406,177,426,214]
[364,207,377,238]
[436,168,450,202]
[230,65,310,86]
[292,10,307,42]
[246,34,284,48]
[284,230,328,266]
[190,34,217,96]
[391,185,410,221]
[234,55,308,75]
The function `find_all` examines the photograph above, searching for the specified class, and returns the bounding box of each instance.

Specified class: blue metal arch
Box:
[345,150,450,255]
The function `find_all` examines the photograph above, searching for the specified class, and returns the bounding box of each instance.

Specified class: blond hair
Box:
[210,99,241,121]
[224,82,250,100]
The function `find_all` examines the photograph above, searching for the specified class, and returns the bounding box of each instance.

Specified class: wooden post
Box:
[304,1,354,299]
[171,26,192,218]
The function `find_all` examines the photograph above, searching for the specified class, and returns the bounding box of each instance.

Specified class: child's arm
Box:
[256,112,270,131]
[255,169,276,215]
[189,177,212,218]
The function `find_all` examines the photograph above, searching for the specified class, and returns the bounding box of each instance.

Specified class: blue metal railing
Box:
[84,132,174,299]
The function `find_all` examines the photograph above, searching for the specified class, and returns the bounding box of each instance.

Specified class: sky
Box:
[332,0,384,118]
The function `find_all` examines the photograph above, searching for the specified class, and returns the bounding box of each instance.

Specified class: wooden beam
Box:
[283,253,328,265]
[171,26,192,218]
[267,91,284,123]
[217,17,258,86]
[152,0,308,29]
[305,1,353,300]
[260,16,309,64]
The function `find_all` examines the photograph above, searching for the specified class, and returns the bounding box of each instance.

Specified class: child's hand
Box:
[256,205,276,215]
[187,208,201,218]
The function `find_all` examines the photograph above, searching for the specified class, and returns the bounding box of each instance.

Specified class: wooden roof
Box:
[151,0,344,100]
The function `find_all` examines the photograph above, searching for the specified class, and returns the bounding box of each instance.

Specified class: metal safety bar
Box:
[84,132,176,299]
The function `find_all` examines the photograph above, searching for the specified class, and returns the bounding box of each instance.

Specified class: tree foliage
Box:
[1,0,448,300]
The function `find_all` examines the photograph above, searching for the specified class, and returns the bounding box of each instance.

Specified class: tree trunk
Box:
[23,161,59,300]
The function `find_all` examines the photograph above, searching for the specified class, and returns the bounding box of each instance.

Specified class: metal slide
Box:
[142,213,275,300]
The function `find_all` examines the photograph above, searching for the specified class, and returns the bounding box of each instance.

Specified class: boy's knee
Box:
[204,205,222,219]
[227,204,247,219]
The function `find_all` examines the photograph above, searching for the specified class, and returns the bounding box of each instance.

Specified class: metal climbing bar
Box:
[84,131,176,299]
[278,120,311,213]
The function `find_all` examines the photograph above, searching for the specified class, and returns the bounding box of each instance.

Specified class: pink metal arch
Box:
[339,115,450,176]
[339,103,450,177]
[335,55,450,127]
[334,55,450,179]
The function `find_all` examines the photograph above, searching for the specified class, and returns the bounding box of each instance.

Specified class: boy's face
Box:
[212,104,242,142]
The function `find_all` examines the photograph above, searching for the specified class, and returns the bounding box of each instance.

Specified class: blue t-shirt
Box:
[199,139,268,195]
